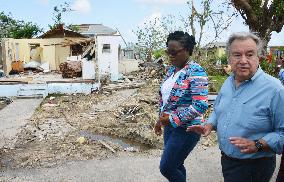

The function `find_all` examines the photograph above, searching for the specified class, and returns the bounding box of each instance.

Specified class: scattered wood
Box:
[99,140,116,153]
[139,98,157,105]
[102,82,145,92]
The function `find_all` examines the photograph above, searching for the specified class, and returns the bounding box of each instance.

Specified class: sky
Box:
[1,0,284,47]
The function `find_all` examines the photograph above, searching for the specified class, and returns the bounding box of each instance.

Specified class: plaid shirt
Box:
[159,61,208,128]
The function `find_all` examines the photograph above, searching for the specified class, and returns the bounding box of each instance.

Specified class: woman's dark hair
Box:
[166,31,196,56]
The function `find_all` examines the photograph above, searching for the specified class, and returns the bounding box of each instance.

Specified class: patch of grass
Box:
[208,75,228,93]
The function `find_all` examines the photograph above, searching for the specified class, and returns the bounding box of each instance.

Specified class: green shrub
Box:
[260,56,278,77]
[153,49,165,59]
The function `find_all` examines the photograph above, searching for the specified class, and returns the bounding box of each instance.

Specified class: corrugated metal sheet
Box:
[77,24,117,36]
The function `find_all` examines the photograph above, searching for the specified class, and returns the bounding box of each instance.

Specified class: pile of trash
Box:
[59,61,82,78]
[7,61,50,76]
[0,97,12,110]
[0,63,217,169]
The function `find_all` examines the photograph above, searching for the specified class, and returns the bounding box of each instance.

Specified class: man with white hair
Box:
[188,32,284,182]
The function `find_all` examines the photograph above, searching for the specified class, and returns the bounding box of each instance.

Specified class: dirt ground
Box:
[0,70,281,182]
[0,71,217,170]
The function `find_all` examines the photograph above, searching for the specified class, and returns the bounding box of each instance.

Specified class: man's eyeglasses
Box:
[165,48,184,56]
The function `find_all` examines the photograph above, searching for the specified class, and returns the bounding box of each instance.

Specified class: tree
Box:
[187,0,211,48]
[185,0,236,49]
[0,11,42,39]
[133,17,167,62]
[133,1,235,62]
[48,2,78,32]
[230,0,284,47]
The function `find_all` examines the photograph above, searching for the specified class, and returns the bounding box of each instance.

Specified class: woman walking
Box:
[154,31,208,182]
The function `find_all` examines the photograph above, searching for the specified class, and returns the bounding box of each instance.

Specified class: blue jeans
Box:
[159,125,200,182]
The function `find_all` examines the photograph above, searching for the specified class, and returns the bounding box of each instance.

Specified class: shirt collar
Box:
[250,66,263,81]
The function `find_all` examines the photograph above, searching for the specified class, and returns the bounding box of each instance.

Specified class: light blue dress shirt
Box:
[208,67,284,159]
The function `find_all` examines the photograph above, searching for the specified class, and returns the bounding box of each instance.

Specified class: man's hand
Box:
[229,137,258,154]
[187,123,213,136]
[154,121,162,136]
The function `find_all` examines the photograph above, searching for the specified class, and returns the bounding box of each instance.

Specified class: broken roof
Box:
[38,24,86,39]
[76,24,118,36]
[61,38,95,47]
[204,42,226,49]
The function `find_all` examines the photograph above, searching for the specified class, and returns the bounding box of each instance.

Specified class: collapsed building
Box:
[0,24,140,97]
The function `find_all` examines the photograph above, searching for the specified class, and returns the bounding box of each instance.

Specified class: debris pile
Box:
[0,63,216,169]
[59,61,82,78]
[0,97,12,110]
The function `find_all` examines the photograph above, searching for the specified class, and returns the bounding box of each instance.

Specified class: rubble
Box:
[0,97,12,110]
[59,61,82,78]
[0,63,217,169]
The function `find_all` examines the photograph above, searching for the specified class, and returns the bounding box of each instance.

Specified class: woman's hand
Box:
[154,121,162,136]
[159,113,170,126]
[186,123,213,136]
[154,113,170,136]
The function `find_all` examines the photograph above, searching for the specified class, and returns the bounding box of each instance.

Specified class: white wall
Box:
[118,59,140,74]
[96,35,120,81]
[0,83,101,97]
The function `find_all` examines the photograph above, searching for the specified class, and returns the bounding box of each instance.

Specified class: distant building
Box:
[204,42,226,58]
[268,46,284,59]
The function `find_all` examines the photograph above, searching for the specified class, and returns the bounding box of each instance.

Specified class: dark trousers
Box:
[221,152,276,182]
[159,126,200,182]
[276,150,284,182]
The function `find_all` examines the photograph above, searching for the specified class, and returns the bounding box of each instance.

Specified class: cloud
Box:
[136,0,186,5]
[269,30,284,46]
[71,0,91,14]
[34,0,49,6]
[138,12,162,27]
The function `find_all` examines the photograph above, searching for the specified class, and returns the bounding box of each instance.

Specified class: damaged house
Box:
[76,24,121,81]
[0,24,121,81]
[0,24,123,97]
[1,24,90,74]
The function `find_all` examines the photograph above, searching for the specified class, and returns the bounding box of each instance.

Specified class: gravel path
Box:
[0,146,220,182]
[0,145,280,182]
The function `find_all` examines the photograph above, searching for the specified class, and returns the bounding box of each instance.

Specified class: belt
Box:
[221,151,273,162]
